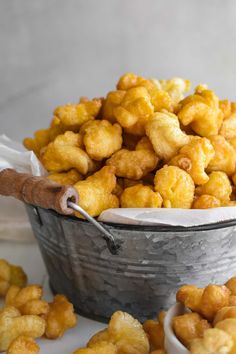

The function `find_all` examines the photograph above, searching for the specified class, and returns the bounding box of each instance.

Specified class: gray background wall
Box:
[1,0,236,141]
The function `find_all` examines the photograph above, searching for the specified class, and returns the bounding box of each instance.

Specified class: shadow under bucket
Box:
[26,204,236,323]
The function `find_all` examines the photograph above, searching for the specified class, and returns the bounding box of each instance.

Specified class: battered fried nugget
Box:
[154,166,195,208]
[177,284,231,321]
[150,351,166,354]
[214,307,236,325]
[0,260,27,297]
[173,313,211,349]
[178,87,223,137]
[117,73,173,112]
[47,169,82,186]
[220,113,236,139]
[155,77,191,107]
[87,311,149,354]
[225,277,236,295]
[229,296,236,306]
[143,319,164,350]
[74,342,117,354]
[54,98,102,131]
[113,86,154,135]
[41,131,95,174]
[170,137,214,185]
[106,149,158,180]
[44,294,77,339]
[5,285,49,316]
[219,100,232,120]
[135,136,155,152]
[121,184,162,208]
[102,90,126,123]
[80,120,122,160]
[215,319,236,353]
[7,335,40,354]
[0,306,45,352]
[74,166,119,217]
[207,135,236,176]
[195,171,232,203]
[190,328,233,354]
[145,111,190,161]
[192,195,221,209]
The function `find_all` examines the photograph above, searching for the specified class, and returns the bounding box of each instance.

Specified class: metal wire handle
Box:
[68,201,121,255]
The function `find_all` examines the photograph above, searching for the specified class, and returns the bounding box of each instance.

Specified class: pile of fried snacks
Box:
[0,259,77,353]
[23,73,236,217]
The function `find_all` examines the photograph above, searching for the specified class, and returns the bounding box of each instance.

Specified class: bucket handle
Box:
[0,168,121,255]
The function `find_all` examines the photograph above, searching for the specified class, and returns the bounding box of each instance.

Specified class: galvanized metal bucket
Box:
[26,204,236,323]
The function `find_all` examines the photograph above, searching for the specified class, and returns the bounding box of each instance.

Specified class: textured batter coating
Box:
[178,87,223,137]
[121,184,162,208]
[170,137,214,185]
[0,306,45,352]
[215,319,236,353]
[214,306,236,325]
[155,77,191,107]
[177,284,231,321]
[102,90,126,123]
[172,312,211,349]
[154,166,195,208]
[44,294,77,339]
[87,311,149,354]
[190,328,233,354]
[207,135,236,176]
[113,86,154,135]
[225,277,236,295]
[47,169,82,186]
[74,342,117,354]
[54,98,102,131]
[6,335,40,354]
[143,319,165,351]
[81,120,122,160]
[195,171,232,203]
[0,260,27,297]
[41,131,95,174]
[106,149,158,180]
[220,113,236,139]
[145,111,190,161]
[135,136,155,152]
[192,195,221,209]
[220,99,232,120]
[5,285,48,316]
[117,72,174,112]
[74,166,119,217]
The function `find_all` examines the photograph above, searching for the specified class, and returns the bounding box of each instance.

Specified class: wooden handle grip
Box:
[0,169,79,215]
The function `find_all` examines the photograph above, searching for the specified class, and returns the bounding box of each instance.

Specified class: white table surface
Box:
[0,238,105,354]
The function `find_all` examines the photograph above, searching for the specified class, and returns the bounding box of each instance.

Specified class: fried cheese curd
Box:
[74,166,119,217]
[169,136,215,185]
[190,328,233,354]
[176,284,231,321]
[0,260,27,297]
[143,312,165,351]
[177,85,223,137]
[154,166,195,208]
[24,73,236,217]
[172,312,211,349]
[6,335,40,354]
[0,307,45,352]
[74,311,149,354]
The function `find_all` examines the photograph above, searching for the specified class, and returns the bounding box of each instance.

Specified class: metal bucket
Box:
[26,204,236,323]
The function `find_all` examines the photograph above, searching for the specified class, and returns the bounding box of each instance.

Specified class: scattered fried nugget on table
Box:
[0,306,45,352]
[6,335,40,354]
[0,260,27,297]
[43,294,77,339]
